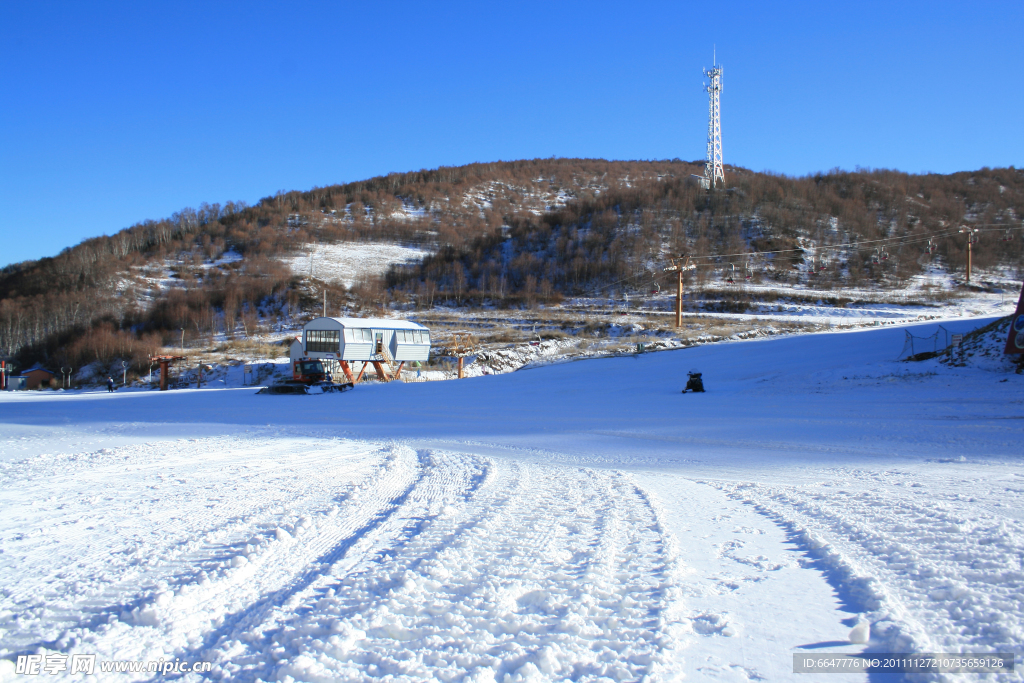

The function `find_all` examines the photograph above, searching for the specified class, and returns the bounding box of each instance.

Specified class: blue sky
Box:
[2,1,1022,267]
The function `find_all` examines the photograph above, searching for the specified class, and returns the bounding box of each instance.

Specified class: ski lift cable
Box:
[689,229,956,261]
[582,222,1020,296]
[682,223,1019,264]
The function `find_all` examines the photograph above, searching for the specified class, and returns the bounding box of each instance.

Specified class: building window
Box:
[344,328,373,342]
[306,329,340,353]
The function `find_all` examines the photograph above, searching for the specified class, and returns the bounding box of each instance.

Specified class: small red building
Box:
[19,366,56,390]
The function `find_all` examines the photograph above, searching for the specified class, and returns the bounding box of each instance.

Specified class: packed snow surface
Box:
[281,243,432,289]
[1,317,1022,681]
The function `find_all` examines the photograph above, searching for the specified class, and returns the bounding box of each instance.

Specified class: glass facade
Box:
[311,327,429,348]
[395,330,429,344]
[306,329,340,353]
[343,328,374,342]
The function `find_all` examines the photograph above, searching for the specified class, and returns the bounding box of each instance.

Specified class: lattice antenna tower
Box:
[703,50,724,189]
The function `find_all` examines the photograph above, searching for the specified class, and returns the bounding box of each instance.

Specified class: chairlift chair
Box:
[926,238,937,255]
[725,263,735,284]
[1001,228,1014,242]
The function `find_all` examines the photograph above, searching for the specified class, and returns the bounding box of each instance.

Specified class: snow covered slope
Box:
[281,242,432,289]
[1,317,1021,681]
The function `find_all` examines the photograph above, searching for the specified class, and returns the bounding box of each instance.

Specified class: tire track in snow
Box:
[709,471,1024,681]
[0,435,386,665]
[72,443,424,668]
[3,437,369,610]
[173,446,483,669]
[221,453,685,683]
[3,440,687,682]
[195,448,489,679]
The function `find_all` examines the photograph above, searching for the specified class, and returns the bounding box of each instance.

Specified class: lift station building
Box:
[293,317,430,383]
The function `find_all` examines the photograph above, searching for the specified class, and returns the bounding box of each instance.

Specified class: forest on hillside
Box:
[387,165,1024,306]
[0,158,1022,374]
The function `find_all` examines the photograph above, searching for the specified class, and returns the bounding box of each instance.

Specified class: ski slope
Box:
[1,317,1022,681]
[280,243,432,289]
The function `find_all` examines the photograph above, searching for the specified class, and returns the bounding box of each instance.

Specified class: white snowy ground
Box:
[280,243,432,289]
[1,317,1022,682]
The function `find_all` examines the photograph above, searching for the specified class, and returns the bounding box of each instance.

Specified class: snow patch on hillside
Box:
[281,242,433,289]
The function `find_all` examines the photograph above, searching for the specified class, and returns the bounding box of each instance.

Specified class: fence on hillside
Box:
[898,326,951,360]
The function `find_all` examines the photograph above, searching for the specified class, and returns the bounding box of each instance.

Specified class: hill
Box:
[0,159,1022,377]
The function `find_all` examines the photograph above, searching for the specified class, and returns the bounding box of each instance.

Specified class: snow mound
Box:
[940,315,1022,372]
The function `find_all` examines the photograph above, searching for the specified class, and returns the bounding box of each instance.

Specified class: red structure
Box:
[1004,282,1024,355]
[150,355,186,391]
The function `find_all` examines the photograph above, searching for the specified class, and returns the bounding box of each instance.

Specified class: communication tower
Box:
[703,51,724,189]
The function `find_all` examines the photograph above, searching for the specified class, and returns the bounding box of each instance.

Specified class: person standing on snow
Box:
[107,377,115,393]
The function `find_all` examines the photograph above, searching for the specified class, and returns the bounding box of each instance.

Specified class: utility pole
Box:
[664,257,696,327]
[323,289,327,317]
[677,271,682,326]
[959,227,979,283]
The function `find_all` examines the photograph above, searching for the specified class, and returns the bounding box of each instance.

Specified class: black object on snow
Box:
[682,370,705,393]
